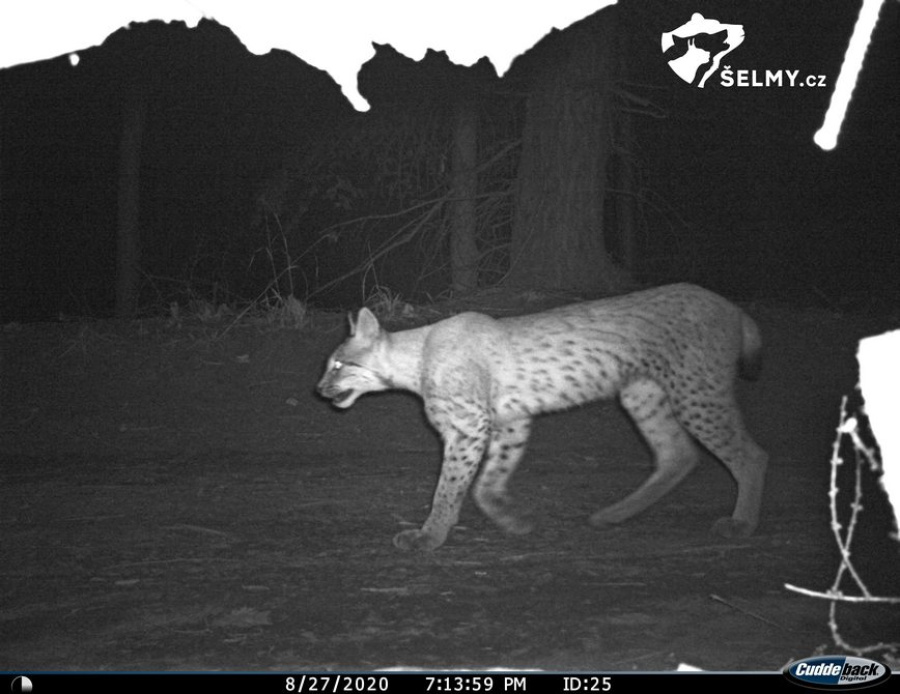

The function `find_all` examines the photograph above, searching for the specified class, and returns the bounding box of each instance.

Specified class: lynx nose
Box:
[316,378,335,398]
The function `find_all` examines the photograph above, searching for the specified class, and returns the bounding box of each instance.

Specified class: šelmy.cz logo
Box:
[783,655,891,690]
[661,13,744,88]
[662,12,828,90]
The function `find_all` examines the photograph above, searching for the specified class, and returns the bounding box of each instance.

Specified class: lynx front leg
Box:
[473,417,534,535]
[393,399,490,551]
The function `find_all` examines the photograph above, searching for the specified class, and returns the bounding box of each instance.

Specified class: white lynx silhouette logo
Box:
[662,13,744,88]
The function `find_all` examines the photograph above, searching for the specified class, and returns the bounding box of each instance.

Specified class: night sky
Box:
[1,0,898,321]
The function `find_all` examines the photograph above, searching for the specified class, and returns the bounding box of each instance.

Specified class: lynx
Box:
[317,283,768,551]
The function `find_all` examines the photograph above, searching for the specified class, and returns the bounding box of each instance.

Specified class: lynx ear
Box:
[350,307,381,340]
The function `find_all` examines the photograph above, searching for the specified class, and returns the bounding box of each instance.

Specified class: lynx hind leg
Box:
[393,399,491,552]
[472,418,534,535]
[682,399,768,538]
[591,378,698,527]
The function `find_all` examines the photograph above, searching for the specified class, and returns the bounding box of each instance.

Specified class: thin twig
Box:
[784,584,900,604]
[710,594,790,630]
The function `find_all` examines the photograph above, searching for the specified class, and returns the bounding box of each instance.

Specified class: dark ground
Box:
[1,297,898,671]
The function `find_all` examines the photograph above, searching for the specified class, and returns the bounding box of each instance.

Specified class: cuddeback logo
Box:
[661,13,744,88]
[784,655,891,690]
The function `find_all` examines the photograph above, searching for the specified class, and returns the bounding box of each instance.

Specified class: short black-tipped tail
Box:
[738,312,762,381]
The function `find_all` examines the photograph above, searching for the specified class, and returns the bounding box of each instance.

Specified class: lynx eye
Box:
[332,360,344,371]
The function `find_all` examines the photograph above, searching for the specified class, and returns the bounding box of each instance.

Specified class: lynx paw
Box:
[393,528,446,552]
[476,492,533,535]
[711,516,755,538]
[496,514,534,535]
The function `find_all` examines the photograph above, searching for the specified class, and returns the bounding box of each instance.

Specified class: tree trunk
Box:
[449,100,479,293]
[0,100,3,225]
[616,103,638,273]
[506,13,624,293]
[115,91,146,318]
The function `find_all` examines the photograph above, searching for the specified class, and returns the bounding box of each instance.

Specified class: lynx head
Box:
[316,307,390,409]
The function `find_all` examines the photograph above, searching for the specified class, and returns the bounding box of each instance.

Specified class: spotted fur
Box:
[317,283,767,551]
